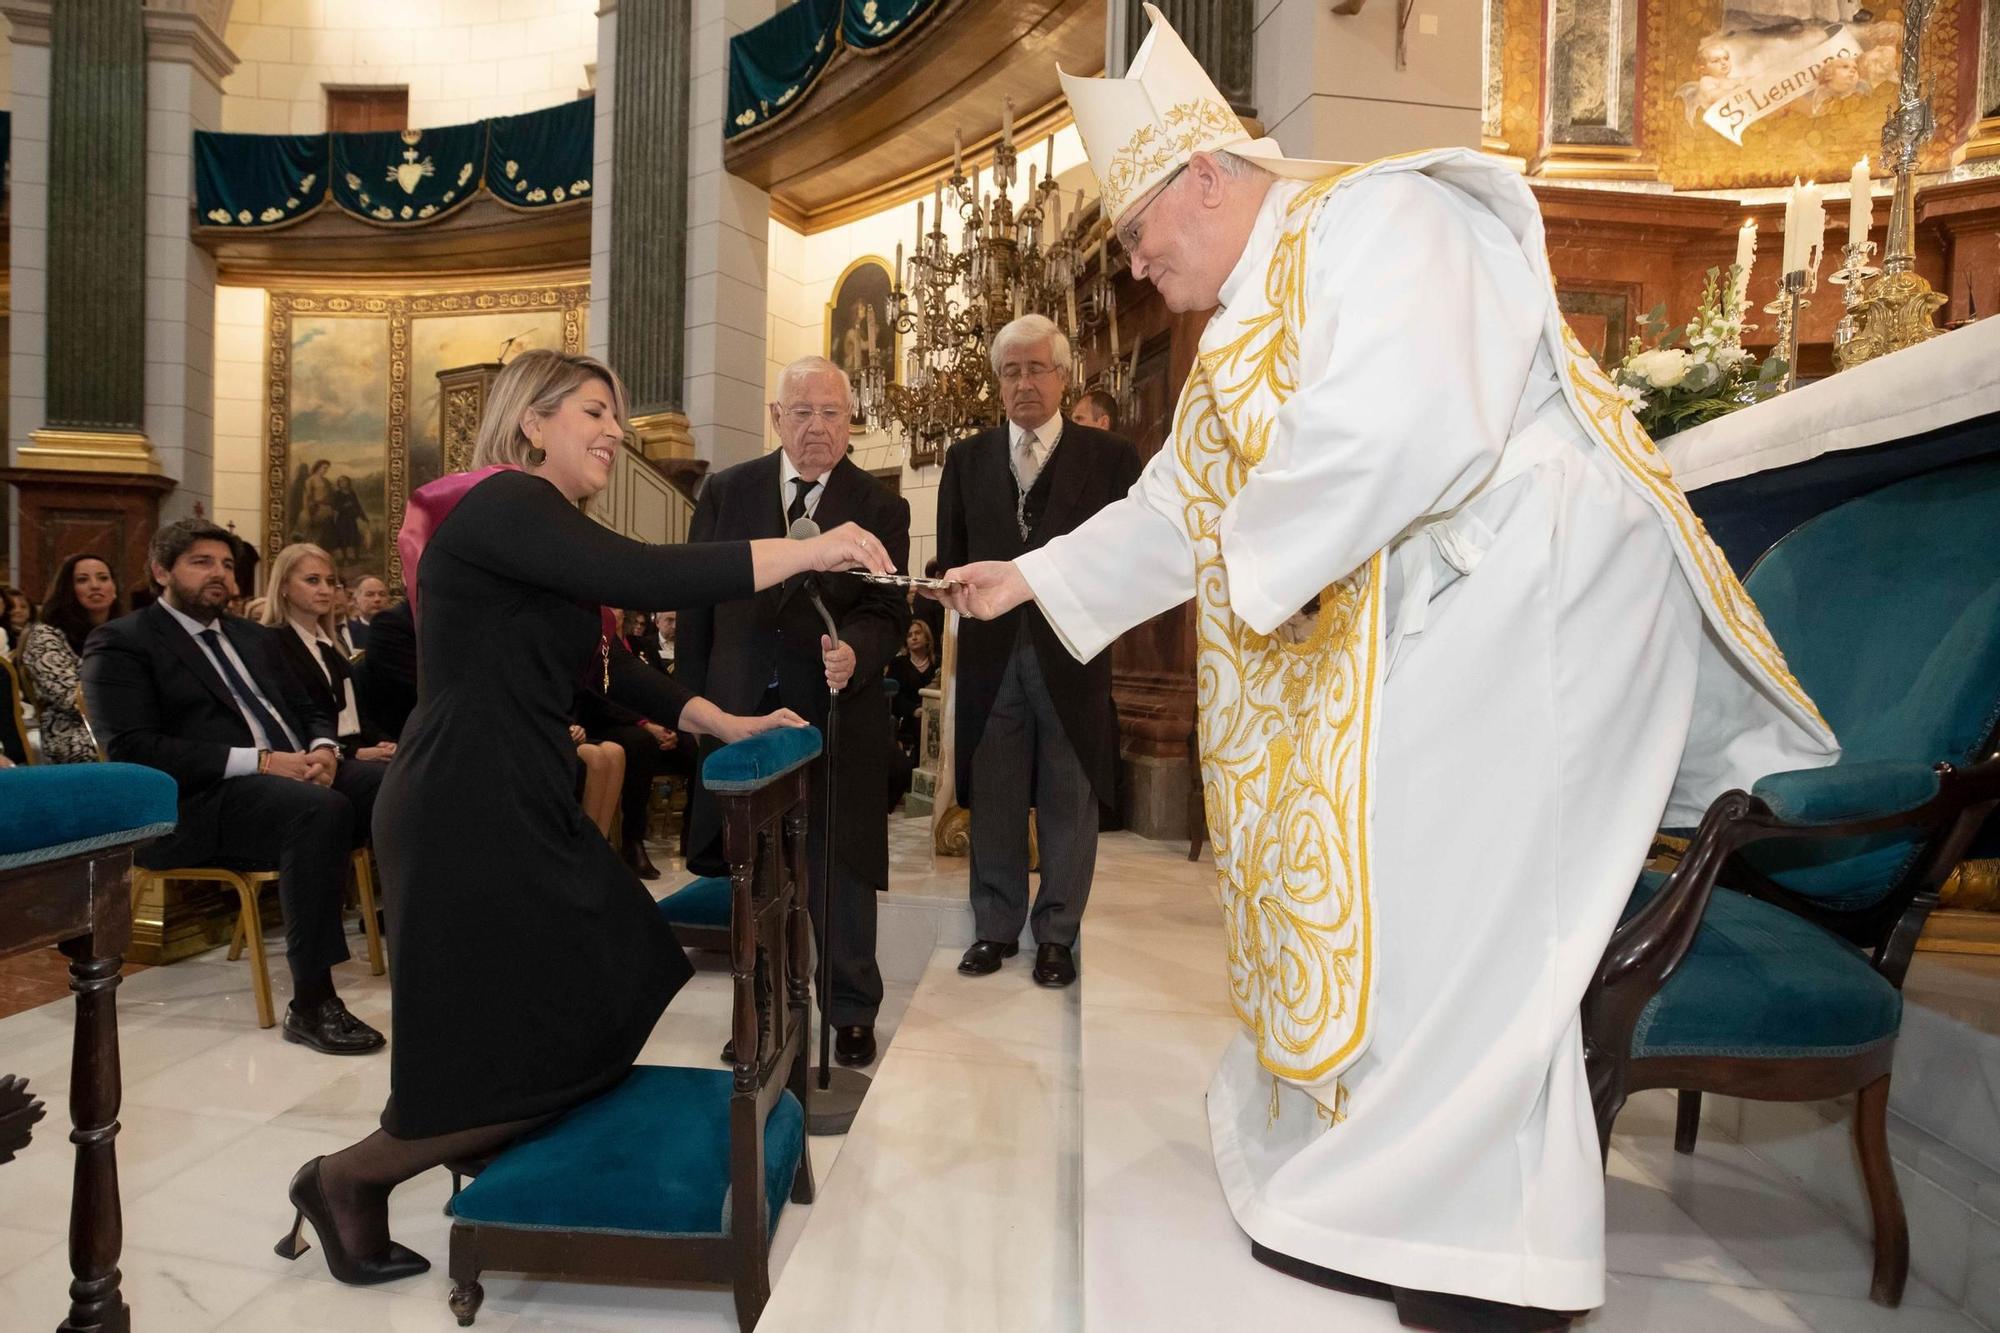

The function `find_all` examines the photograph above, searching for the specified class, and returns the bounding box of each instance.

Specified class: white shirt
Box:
[288,621,361,739]
[777,451,827,525]
[160,600,333,775]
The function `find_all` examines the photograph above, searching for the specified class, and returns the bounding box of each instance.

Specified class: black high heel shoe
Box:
[275,1156,431,1285]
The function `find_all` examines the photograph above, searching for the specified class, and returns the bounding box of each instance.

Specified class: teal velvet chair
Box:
[657,875,733,952]
[445,727,822,1330]
[1584,455,2000,1308]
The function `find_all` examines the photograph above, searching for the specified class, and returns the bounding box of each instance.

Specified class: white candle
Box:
[1027,165,1037,201]
[1002,98,1014,145]
[1066,284,1078,333]
[1045,134,1055,179]
[1733,218,1756,309]
[933,181,943,227]
[953,128,963,177]
[1849,155,1872,241]
[915,201,924,250]
[894,242,903,285]
[1781,181,1802,274]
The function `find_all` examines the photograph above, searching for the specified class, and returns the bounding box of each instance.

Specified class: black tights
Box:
[318,1112,557,1255]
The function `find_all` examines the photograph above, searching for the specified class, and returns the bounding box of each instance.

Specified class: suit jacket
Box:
[348,616,371,651]
[935,420,1142,806]
[676,452,911,884]
[352,600,416,741]
[81,602,336,857]
[269,621,378,746]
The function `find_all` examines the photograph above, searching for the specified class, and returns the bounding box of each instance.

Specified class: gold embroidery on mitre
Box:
[1175,175,1379,1090]
[1102,97,1241,219]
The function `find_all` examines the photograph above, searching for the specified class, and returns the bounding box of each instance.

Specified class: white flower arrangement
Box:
[1611,266,1786,438]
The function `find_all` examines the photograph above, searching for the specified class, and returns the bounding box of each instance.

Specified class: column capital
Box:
[142,2,239,86]
[0,1,52,47]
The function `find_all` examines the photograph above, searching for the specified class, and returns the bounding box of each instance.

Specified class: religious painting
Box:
[1642,0,1982,190]
[266,281,587,591]
[276,313,392,586]
[826,255,896,424]
[406,297,581,495]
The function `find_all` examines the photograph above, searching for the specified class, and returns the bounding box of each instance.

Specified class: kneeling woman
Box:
[284,350,894,1282]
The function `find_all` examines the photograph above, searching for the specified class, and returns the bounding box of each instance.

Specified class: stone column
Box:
[604,0,697,461]
[1253,0,1481,163]
[20,0,151,471]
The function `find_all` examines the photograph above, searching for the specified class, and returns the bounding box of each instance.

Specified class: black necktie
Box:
[317,640,350,686]
[787,476,815,525]
[197,628,297,752]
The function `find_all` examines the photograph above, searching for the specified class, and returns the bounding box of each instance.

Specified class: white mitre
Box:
[1059,1,1351,224]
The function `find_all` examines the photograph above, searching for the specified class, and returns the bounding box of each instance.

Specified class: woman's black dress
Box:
[374,470,751,1138]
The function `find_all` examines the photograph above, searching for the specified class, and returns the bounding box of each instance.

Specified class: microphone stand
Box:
[790,519,873,1136]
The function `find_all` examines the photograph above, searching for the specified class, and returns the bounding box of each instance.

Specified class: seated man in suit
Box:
[679,355,911,1068]
[82,519,388,1055]
[347,575,388,651]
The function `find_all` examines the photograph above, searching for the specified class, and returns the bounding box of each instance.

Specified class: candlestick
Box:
[1803,181,1825,285]
[1848,155,1872,241]
[1762,270,1810,393]
[1830,237,1881,366]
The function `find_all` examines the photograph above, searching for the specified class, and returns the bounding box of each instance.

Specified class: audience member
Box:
[2,584,34,654]
[655,608,679,671]
[887,619,938,757]
[17,553,124,764]
[914,558,946,649]
[348,575,389,650]
[352,599,417,741]
[1070,387,1120,433]
[937,314,1141,987]
[679,354,911,1069]
[81,518,389,1055]
[616,608,669,673]
[261,543,396,760]
[573,672,676,880]
[571,720,625,839]
[329,579,358,657]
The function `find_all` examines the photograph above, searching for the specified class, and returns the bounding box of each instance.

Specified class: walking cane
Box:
[790,518,873,1136]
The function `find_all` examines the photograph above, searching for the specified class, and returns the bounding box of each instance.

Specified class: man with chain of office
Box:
[936,6,1839,1329]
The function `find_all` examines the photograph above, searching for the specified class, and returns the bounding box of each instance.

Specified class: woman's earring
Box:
[526,445,547,466]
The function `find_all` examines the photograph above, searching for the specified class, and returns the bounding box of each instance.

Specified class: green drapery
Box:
[332,121,484,225]
[727,0,943,139]
[195,97,595,231]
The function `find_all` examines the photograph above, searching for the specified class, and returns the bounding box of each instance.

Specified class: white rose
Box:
[1627,347,1692,389]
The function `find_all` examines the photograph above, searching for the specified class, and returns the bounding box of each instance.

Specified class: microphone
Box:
[786,516,843,693]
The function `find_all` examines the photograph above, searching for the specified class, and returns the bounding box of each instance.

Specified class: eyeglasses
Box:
[1114,163,1187,252]
[998,362,1062,383]
[782,406,848,426]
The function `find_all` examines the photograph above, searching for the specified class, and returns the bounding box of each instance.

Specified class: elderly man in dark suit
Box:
[81,519,387,1055]
[938,314,1142,987]
[678,356,911,1067]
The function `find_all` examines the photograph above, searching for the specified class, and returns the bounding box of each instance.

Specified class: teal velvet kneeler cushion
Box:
[0,764,178,870]
[658,876,732,929]
[1623,873,1901,1060]
[701,726,823,792]
[449,1066,804,1238]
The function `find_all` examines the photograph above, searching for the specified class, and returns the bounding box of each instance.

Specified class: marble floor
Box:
[0,828,1994,1330]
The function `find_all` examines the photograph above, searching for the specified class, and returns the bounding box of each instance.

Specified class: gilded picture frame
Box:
[825,254,898,425]
[265,281,587,590]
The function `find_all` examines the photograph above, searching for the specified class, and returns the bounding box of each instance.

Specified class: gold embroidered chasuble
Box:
[1176,154,1830,1096]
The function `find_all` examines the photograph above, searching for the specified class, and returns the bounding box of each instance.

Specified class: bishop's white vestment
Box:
[1015,149,1838,1310]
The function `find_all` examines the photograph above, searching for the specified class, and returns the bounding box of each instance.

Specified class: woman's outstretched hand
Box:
[931,561,1033,621]
[712,707,810,745]
[809,522,895,575]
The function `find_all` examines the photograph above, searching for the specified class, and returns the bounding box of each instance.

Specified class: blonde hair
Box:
[262,543,339,639]
[906,618,935,658]
[472,349,632,470]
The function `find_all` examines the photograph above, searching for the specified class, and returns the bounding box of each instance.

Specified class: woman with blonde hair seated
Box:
[260,542,395,761]
[280,349,895,1285]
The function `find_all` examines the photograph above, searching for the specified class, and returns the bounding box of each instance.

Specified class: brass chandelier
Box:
[854,106,1125,466]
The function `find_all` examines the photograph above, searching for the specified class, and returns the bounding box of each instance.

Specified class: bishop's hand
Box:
[933,561,1032,621]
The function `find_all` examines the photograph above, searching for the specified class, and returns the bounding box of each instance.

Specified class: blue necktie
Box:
[198,628,297,752]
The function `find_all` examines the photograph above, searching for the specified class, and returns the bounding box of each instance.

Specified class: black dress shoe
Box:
[276,1157,430,1286]
[958,939,1020,976]
[1250,1241,1580,1331]
[834,1025,876,1067]
[1032,942,1076,988]
[622,837,660,881]
[282,997,386,1055]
